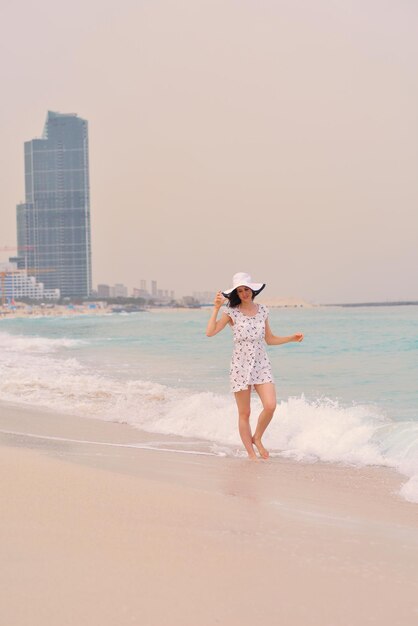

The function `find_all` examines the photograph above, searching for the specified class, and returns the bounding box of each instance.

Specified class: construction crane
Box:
[0,246,34,251]
[0,245,34,271]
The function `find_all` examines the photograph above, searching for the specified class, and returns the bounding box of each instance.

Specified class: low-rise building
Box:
[97,284,111,298]
[111,283,128,298]
[0,262,60,301]
[193,291,215,305]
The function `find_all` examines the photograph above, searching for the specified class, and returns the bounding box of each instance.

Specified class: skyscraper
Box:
[16,111,92,298]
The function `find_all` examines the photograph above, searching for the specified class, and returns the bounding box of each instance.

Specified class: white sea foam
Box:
[0,330,417,503]
[0,331,83,353]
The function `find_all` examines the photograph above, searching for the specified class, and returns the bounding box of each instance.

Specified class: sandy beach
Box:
[1,403,417,626]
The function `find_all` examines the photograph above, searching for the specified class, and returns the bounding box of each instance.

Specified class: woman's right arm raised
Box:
[206,292,230,337]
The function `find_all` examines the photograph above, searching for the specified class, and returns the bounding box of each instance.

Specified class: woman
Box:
[206,272,303,460]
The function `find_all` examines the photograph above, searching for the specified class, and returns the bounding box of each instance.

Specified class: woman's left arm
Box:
[264,319,304,346]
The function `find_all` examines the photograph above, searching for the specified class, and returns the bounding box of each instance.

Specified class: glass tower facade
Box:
[16,111,92,298]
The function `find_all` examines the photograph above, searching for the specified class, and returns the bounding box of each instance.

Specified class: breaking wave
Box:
[0,330,417,503]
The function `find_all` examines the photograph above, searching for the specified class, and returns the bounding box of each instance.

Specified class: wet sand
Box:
[1,403,417,626]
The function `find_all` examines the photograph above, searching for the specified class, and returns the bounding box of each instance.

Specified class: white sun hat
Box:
[222,272,266,298]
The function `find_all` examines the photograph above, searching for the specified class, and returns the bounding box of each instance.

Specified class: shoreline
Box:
[0,302,315,320]
[1,401,418,625]
[1,299,417,322]
[0,303,111,320]
[1,396,417,505]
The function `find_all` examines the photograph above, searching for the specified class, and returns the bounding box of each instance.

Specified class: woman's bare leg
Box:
[252,383,277,459]
[234,388,257,459]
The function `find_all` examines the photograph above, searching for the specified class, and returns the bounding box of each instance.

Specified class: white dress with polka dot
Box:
[224,303,274,392]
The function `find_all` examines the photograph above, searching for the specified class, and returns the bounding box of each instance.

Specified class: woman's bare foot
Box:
[246,444,258,461]
[252,436,269,459]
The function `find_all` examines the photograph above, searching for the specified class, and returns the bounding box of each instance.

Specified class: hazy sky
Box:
[1,0,417,302]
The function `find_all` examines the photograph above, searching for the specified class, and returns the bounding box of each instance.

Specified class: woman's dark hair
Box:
[227,287,255,308]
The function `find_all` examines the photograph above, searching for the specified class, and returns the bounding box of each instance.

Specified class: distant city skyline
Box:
[97,279,176,302]
[1,1,417,303]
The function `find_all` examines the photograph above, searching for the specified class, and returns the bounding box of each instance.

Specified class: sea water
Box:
[0,306,417,502]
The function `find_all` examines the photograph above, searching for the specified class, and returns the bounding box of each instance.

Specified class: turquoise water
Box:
[0,306,417,501]
[2,306,416,419]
